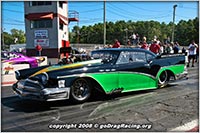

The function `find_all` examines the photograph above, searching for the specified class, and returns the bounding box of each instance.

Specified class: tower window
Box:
[59,2,63,8]
[59,23,64,30]
[31,19,52,28]
[30,1,52,6]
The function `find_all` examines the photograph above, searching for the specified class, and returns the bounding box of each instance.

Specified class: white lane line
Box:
[169,119,199,131]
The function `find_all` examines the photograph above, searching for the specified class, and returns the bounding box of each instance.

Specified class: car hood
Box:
[30,59,102,77]
[2,56,36,63]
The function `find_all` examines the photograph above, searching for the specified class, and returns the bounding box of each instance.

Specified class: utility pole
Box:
[1,28,5,50]
[103,1,106,45]
[77,21,80,44]
[124,28,128,44]
[172,4,177,43]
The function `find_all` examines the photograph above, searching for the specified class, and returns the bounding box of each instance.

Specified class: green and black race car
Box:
[13,48,188,103]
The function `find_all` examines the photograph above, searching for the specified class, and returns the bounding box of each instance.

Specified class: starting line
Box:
[1,81,16,86]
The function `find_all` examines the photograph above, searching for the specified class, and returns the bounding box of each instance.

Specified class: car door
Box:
[116,51,156,92]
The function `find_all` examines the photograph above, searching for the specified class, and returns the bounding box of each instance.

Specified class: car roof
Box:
[92,48,155,55]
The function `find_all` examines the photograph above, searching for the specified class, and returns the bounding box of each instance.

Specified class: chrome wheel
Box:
[71,78,91,102]
[158,71,168,88]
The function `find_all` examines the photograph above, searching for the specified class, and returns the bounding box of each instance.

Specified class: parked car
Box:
[12,48,188,103]
[58,47,91,64]
[2,52,39,68]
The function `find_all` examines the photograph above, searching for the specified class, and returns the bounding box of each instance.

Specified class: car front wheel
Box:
[70,78,91,103]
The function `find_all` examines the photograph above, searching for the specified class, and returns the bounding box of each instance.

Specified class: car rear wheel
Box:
[158,71,169,88]
[71,78,91,103]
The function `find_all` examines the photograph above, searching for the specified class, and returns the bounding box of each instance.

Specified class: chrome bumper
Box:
[12,80,70,101]
[175,71,188,80]
[169,71,188,83]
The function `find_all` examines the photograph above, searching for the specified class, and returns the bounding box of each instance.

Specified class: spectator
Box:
[130,33,137,45]
[127,39,131,46]
[141,36,148,50]
[136,33,140,44]
[35,44,42,56]
[143,36,147,42]
[149,39,160,54]
[173,42,180,54]
[112,39,121,48]
[159,42,164,54]
[195,44,199,62]
[187,40,198,67]
[182,47,186,54]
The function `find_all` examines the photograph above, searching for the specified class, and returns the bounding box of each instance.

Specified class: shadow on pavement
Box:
[1,96,75,113]
[1,89,154,113]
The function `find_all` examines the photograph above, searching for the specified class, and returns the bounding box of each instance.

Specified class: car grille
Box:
[22,79,43,93]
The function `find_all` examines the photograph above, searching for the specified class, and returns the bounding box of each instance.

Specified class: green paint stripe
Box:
[157,64,185,78]
[87,72,157,93]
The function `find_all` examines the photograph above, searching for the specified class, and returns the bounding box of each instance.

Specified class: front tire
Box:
[70,78,92,103]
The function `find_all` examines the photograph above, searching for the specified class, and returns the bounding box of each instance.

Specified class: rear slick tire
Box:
[158,71,169,88]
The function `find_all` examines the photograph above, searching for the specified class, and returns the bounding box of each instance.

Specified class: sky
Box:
[1,1,199,33]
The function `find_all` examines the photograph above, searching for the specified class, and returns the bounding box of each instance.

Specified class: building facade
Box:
[24,1,69,58]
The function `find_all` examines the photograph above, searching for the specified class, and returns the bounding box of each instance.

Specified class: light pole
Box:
[103,1,106,45]
[1,28,5,50]
[172,4,177,43]
[124,28,128,44]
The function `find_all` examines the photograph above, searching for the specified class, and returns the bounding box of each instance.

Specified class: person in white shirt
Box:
[187,40,198,67]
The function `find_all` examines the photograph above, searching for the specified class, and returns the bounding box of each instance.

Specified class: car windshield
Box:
[91,50,119,64]
[1,52,24,60]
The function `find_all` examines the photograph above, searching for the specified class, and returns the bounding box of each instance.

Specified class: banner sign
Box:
[34,30,48,38]
[34,39,49,47]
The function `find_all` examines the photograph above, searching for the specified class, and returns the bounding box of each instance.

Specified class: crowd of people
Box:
[35,34,199,68]
[105,34,199,67]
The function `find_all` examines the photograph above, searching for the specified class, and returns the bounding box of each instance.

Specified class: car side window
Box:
[116,51,146,64]
[116,51,130,64]
[130,52,146,62]
[146,53,155,62]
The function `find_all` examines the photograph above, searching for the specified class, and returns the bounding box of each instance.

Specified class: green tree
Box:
[175,18,199,46]
[1,29,26,50]
[1,32,13,49]
[70,26,80,43]
[69,17,199,46]
[10,29,26,44]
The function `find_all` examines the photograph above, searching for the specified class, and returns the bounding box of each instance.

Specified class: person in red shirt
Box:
[35,44,42,56]
[141,42,148,50]
[112,39,121,48]
[141,37,148,50]
[149,40,160,54]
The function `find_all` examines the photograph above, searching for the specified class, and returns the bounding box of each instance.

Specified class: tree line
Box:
[1,29,26,50]
[1,17,198,50]
[69,17,199,46]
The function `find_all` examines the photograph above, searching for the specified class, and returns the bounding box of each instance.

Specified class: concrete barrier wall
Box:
[70,43,104,52]
[2,63,30,75]
[2,63,30,85]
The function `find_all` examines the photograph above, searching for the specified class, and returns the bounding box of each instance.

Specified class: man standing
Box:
[149,39,160,54]
[173,42,180,54]
[35,44,42,56]
[187,40,198,67]
[112,39,121,48]
[141,36,149,50]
